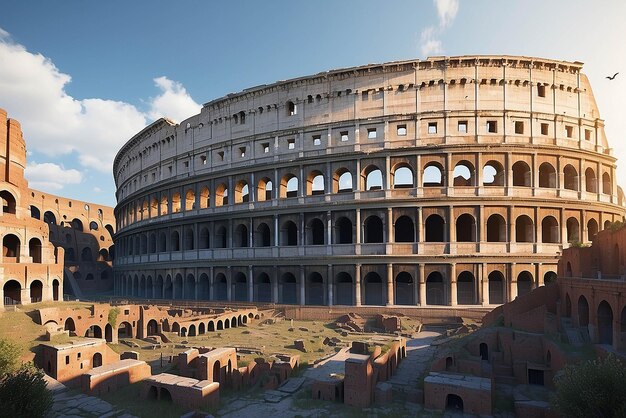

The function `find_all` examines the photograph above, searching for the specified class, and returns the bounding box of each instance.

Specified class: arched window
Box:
[457,271,476,304]
[81,247,93,261]
[512,161,531,187]
[566,217,580,243]
[281,174,299,198]
[426,271,445,305]
[170,230,180,251]
[71,218,84,231]
[395,216,415,242]
[517,271,533,296]
[193,186,207,210]
[456,214,476,242]
[281,221,298,246]
[44,211,57,225]
[483,161,504,186]
[539,163,557,188]
[0,191,16,214]
[542,216,559,243]
[363,216,383,243]
[453,161,475,186]
[423,164,443,187]
[171,192,181,213]
[257,178,273,201]
[515,215,534,242]
[335,272,353,305]
[280,273,298,304]
[585,168,597,193]
[234,223,249,247]
[488,271,504,304]
[307,171,325,196]
[363,166,383,191]
[363,272,384,305]
[334,169,353,193]
[29,238,42,263]
[286,100,297,116]
[587,219,599,241]
[30,206,41,220]
[199,227,210,249]
[215,183,228,206]
[160,195,169,215]
[185,189,195,210]
[602,172,612,194]
[307,218,325,245]
[255,223,271,247]
[425,214,445,242]
[395,272,414,305]
[306,272,324,305]
[393,166,414,188]
[3,234,20,259]
[235,180,249,203]
[486,214,506,242]
[183,227,194,250]
[335,217,353,244]
[150,198,159,217]
[563,164,579,191]
[215,226,227,248]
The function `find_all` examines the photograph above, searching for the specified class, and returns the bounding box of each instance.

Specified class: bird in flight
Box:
[606,72,619,80]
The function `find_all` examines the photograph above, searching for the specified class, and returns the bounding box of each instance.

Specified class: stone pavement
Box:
[44,374,137,418]
[387,329,440,391]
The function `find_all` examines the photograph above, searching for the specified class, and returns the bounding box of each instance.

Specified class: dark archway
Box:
[457,271,476,305]
[456,214,476,242]
[395,272,414,305]
[488,271,504,304]
[215,274,227,301]
[307,218,325,245]
[3,280,21,305]
[335,217,353,244]
[425,215,445,242]
[255,273,272,302]
[335,272,353,305]
[479,343,489,361]
[306,272,324,305]
[363,272,384,305]
[578,295,589,327]
[52,279,60,301]
[395,216,415,242]
[426,272,445,305]
[446,394,464,412]
[29,280,43,303]
[487,214,506,242]
[598,301,613,345]
[363,216,383,243]
[280,273,298,304]
[233,272,247,301]
[93,352,103,368]
[517,271,533,296]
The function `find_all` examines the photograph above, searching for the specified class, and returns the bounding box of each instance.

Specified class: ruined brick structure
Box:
[112,56,625,308]
[1,108,115,308]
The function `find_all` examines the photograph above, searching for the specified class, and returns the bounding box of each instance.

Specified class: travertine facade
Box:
[112,56,625,307]
[1,109,115,308]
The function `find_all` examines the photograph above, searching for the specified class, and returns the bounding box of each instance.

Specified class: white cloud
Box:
[25,162,82,191]
[148,76,201,123]
[435,0,459,28]
[419,0,460,58]
[0,29,200,178]
[420,27,443,57]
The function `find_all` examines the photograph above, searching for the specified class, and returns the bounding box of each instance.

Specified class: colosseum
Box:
[112,55,626,309]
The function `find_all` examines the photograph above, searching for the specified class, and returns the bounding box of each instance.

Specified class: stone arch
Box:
[93,352,103,368]
[423,163,443,187]
[280,220,298,246]
[544,271,557,284]
[479,343,489,361]
[146,319,158,336]
[199,186,210,209]
[255,223,271,247]
[515,215,534,242]
[335,272,353,305]
[456,214,476,242]
[118,321,133,338]
[307,171,325,196]
[488,271,504,304]
[394,215,415,243]
[255,272,272,302]
[563,164,579,191]
[281,173,299,198]
[155,275,164,299]
[234,223,249,247]
[395,272,414,305]
[539,163,557,188]
[457,271,476,305]
[199,226,210,249]
[425,214,445,242]
[517,271,533,296]
[188,324,197,337]
[2,279,21,305]
[335,217,353,244]
[280,272,298,304]
[233,272,247,301]
[602,172,612,194]
[158,231,167,252]
[566,217,580,243]
[52,279,60,301]
[512,161,531,186]
[363,165,383,191]
[2,234,20,259]
[257,177,273,201]
[446,394,464,411]
[170,230,180,251]
[541,216,559,243]
[171,192,181,213]
[598,300,613,345]
[215,183,229,206]
[307,218,325,245]
[334,168,353,193]
[44,211,57,225]
[305,272,324,305]
[184,189,195,211]
[173,274,183,299]
[183,226,195,250]
[30,205,41,220]
[486,214,506,242]
[587,218,599,241]
[215,273,227,301]
[0,190,17,214]
[208,321,215,332]
[164,275,173,298]
[85,324,103,338]
[483,160,505,186]
[585,167,597,193]
[235,180,250,204]
[392,165,414,188]
[64,317,76,334]
[29,237,42,263]
[185,274,196,299]
[363,272,384,305]
[215,225,227,248]
[426,271,445,305]
[160,195,169,215]
[565,293,572,317]
[453,161,475,186]
[105,323,113,342]
[363,215,383,243]
[198,273,209,300]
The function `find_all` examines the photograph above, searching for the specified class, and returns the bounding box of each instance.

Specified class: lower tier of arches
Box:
[114,262,557,307]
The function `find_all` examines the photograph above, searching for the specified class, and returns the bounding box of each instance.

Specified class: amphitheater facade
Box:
[112,55,625,308]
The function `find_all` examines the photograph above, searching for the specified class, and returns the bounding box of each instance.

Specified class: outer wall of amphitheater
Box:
[112,55,626,308]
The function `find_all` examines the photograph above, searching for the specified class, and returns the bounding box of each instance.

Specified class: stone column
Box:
[248,265,254,302]
[274,214,279,246]
[300,266,306,306]
[449,263,457,306]
[419,264,426,306]
[386,263,394,306]
[480,263,489,306]
[355,264,362,306]
[226,267,232,301]
[327,264,333,306]
[272,267,279,303]
[209,266,214,300]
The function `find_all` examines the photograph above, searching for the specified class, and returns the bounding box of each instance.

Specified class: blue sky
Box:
[0,0,625,206]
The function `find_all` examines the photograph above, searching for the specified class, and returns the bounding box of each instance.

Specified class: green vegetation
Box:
[552,354,626,418]
[108,307,120,327]
[0,338,52,418]
[569,240,589,248]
